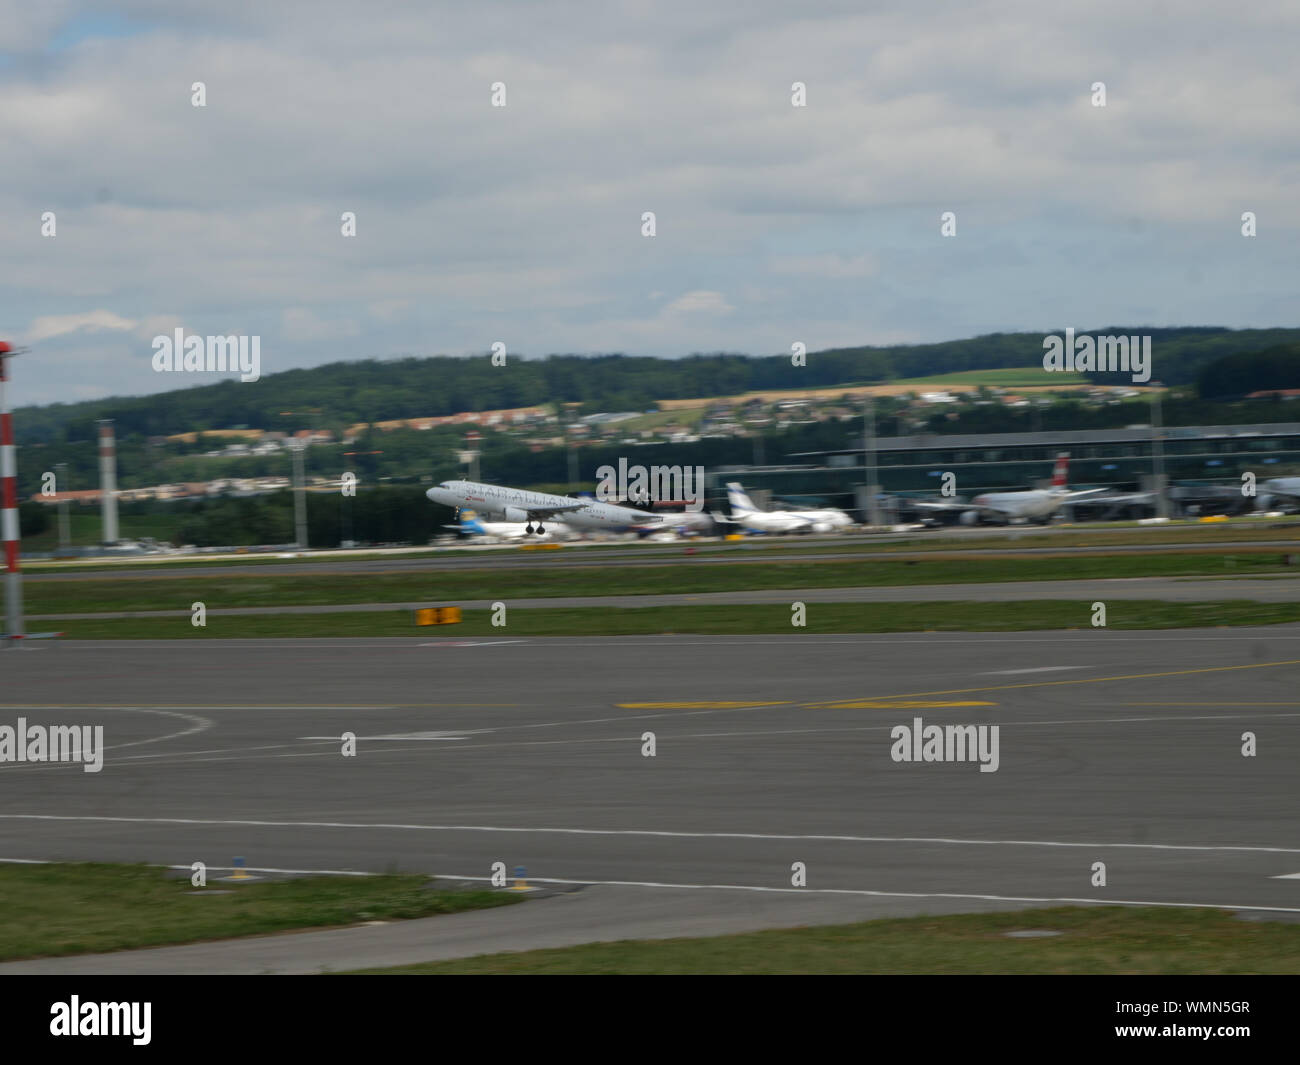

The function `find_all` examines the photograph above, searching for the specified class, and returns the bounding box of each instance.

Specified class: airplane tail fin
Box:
[459,508,485,533]
[726,482,758,514]
[1051,453,1069,488]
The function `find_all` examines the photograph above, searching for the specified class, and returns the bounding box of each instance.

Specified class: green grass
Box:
[22,551,1300,615]
[22,512,185,552]
[613,407,711,432]
[0,863,520,962]
[891,368,1090,388]
[39,599,1300,639]
[352,905,1300,974]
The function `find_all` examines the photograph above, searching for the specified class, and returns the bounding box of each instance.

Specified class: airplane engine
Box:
[1255,493,1275,512]
[503,506,530,523]
[812,521,832,533]
[959,509,980,526]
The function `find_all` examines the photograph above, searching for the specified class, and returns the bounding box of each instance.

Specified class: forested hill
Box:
[16,326,1300,444]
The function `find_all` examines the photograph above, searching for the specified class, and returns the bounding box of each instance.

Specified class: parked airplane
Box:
[776,497,855,530]
[628,500,731,539]
[911,454,1104,525]
[1257,477,1300,513]
[444,509,570,542]
[725,483,819,533]
[427,480,664,534]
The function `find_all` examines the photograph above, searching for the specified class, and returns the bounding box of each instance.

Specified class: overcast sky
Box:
[2,1,1297,406]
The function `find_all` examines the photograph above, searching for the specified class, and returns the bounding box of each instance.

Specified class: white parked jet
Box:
[912,454,1104,525]
[778,498,854,530]
[725,483,818,533]
[1258,477,1300,513]
[444,509,571,542]
[427,480,663,534]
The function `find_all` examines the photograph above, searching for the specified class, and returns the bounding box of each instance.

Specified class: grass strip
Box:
[350,905,1300,974]
[40,599,1300,639]
[22,553,1300,614]
[0,862,519,962]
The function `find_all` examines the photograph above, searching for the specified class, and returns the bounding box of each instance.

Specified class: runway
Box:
[2,631,1298,969]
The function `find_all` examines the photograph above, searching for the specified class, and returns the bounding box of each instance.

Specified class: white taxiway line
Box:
[1,814,1297,854]
[433,873,1300,914]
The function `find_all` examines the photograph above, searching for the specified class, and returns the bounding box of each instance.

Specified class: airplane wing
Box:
[1074,491,1156,504]
[523,502,586,520]
[1262,485,1300,505]
[909,500,969,512]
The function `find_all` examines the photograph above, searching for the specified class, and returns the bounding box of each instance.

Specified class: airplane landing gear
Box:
[536,523,546,534]
[525,524,535,535]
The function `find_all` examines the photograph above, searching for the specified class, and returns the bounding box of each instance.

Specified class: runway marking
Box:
[3,815,1297,854]
[2,859,1294,907]
[1127,702,1300,707]
[79,711,1300,770]
[811,700,995,709]
[0,858,376,876]
[981,666,1088,675]
[76,712,1300,769]
[617,702,792,709]
[300,732,471,741]
[102,710,214,752]
[417,641,529,648]
[808,658,1300,706]
[428,874,1300,914]
[0,704,522,710]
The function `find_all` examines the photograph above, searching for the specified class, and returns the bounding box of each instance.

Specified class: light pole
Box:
[55,461,71,553]
[280,409,323,550]
[565,425,579,488]
[463,431,482,483]
[340,450,382,547]
[1150,383,1168,520]
[291,440,308,549]
[863,393,881,526]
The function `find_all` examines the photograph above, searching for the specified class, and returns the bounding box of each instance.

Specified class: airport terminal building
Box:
[711,421,1300,516]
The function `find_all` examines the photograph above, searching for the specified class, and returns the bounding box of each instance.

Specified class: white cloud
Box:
[662,290,734,315]
[1,1,1297,403]
[25,310,136,342]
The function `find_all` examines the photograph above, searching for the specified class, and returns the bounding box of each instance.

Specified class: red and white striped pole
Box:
[0,341,23,645]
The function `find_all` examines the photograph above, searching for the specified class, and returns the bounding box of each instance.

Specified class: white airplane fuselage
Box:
[427,480,663,532]
[965,489,1069,524]
[1259,477,1300,511]
[787,507,854,529]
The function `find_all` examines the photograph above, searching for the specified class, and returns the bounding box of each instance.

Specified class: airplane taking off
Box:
[725,482,818,533]
[444,509,571,542]
[427,479,664,534]
[911,454,1104,525]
